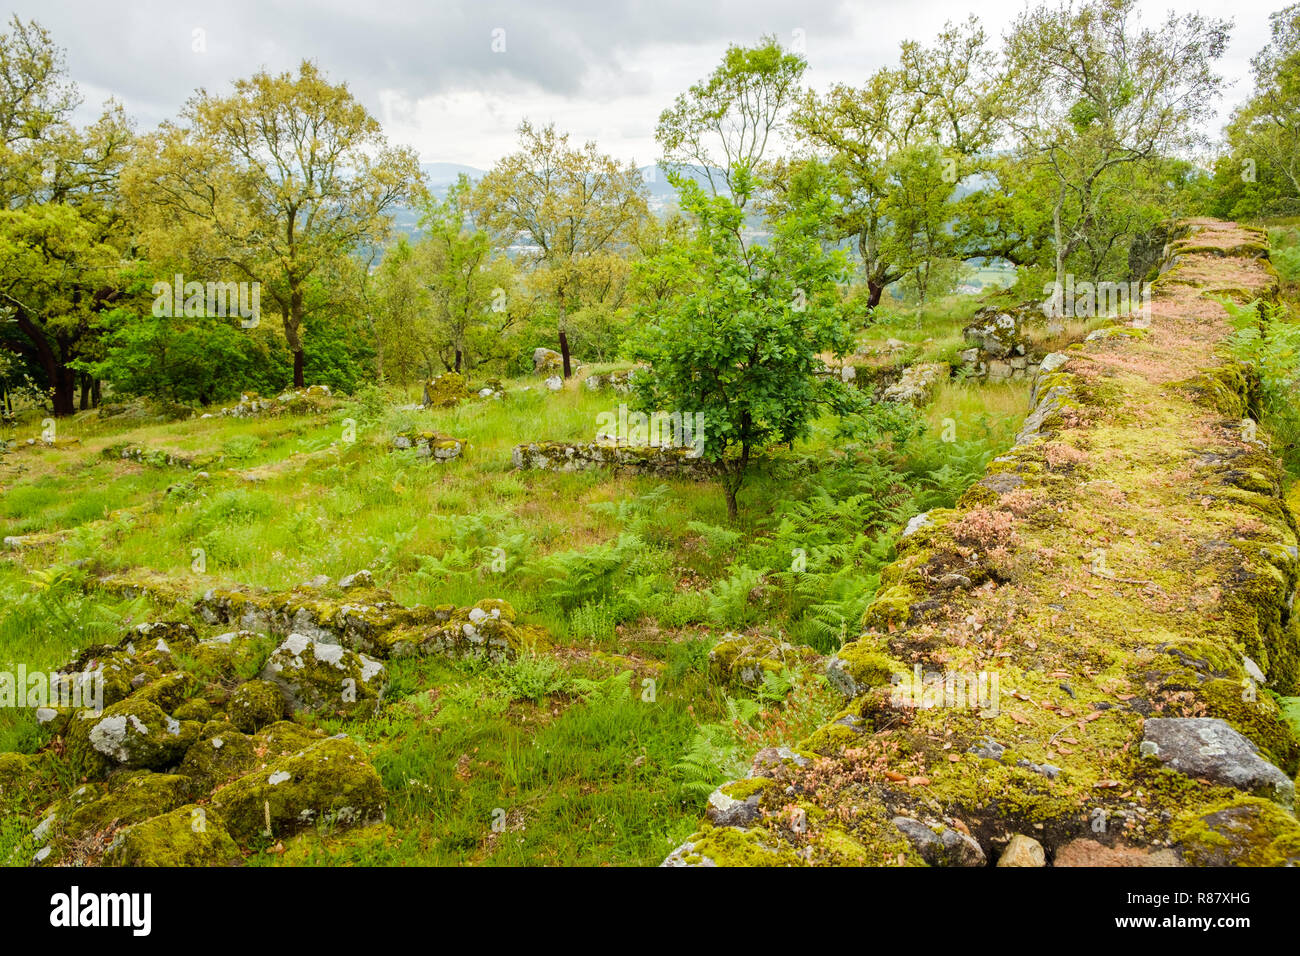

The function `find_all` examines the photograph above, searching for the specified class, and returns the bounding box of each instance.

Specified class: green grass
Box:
[0,304,1034,865]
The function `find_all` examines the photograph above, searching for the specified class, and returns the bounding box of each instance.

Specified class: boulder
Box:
[1142,717,1294,807]
[67,698,200,775]
[892,816,986,866]
[227,679,287,733]
[533,347,564,373]
[997,834,1046,867]
[421,372,468,408]
[260,633,387,719]
[210,736,386,841]
[104,804,240,866]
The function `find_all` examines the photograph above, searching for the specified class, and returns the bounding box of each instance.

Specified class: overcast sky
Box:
[9,0,1288,169]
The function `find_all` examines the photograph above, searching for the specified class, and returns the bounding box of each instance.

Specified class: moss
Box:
[797,722,863,756]
[133,670,199,713]
[720,777,776,801]
[685,823,804,867]
[861,584,917,631]
[61,772,192,841]
[178,722,260,791]
[1172,796,1300,866]
[65,698,201,776]
[211,736,386,842]
[228,679,287,732]
[1201,678,1300,774]
[422,372,469,408]
[104,804,241,866]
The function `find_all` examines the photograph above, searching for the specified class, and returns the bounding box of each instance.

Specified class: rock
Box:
[706,784,763,828]
[68,699,200,775]
[967,736,1007,761]
[997,834,1046,867]
[421,372,468,408]
[1141,717,1294,807]
[178,722,260,791]
[227,679,286,733]
[104,804,241,866]
[301,574,332,589]
[60,773,192,844]
[260,633,387,719]
[1242,655,1266,683]
[901,512,932,538]
[963,307,1026,358]
[881,362,947,406]
[892,816,986,866]
[511,440,713,478]
[1176,799,1300,866]
[987,359,1013,382]
[210,736,386,841]
[544,375,563,391]
[661,841,716,867]
[533,347,563,373]
[392,430,466,462]
[338,570,373,590]
[749,746,811,778]
[1054,839,1182,867]
[709,633,819,688]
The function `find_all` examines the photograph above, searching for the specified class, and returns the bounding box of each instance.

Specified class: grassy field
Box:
[0,318,1034,866]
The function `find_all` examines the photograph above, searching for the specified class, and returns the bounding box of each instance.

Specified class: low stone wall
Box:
[958,304,1047,383]
[392,430,466,462]
[512,439,714,477]
[219,385,333,418]
[664,219,1300,868]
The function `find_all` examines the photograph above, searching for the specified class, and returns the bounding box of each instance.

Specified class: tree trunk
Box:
[558,330,572,378]
[92,379,101,408]
[724,485,738,522]
[51,367,75,417]
[79,374,90,411]
[866,280,885,310]
[293,350,305,389]
[454,349,462,372]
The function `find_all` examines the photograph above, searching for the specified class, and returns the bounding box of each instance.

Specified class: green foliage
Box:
[1222,296,1300,471]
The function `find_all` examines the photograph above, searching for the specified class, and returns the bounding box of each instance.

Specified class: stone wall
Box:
[664,220,1300,868]
[512,439,714,477]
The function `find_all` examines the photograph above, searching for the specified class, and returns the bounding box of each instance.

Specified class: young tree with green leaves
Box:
[792,17,1008,309]
[629,171,854,520]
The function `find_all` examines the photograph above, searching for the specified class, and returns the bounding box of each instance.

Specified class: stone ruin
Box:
[391,429,466,462]
[582,367,639,394]
[0,571,547,866]
[219,385,333,418]
[957,304,1046,383]
[512,438,714,477]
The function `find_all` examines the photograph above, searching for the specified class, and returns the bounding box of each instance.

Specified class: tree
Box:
[792,18,1007,309]
[0,17,132,415]
[420,174,515,373]
[629,171,854,520]
[123,60,423,388]
[1004,0,1229,289]
[1223,3,1300,209]
[472,121,647,377]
